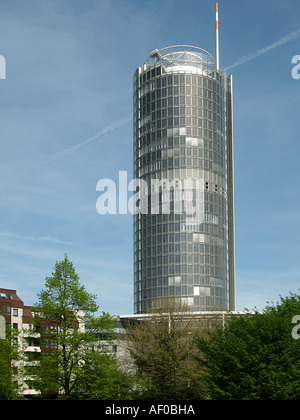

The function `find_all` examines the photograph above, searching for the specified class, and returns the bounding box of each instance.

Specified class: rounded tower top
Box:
[144,45,218,74]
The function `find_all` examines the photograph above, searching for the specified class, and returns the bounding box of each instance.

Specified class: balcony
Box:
[24,346,41,353]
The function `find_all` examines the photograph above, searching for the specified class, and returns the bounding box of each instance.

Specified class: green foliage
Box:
[33,253,98,321]
[31,254,132,399]
[196,293,300,400]
[0,336,17,400]
[124,297,207,400]
[0,327,19,399]
[76,352,134,400]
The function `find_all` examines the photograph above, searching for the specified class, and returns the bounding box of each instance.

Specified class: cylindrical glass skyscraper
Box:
[133,45,235,314]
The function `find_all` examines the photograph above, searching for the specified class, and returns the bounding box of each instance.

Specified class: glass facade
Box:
[133,46,235,314]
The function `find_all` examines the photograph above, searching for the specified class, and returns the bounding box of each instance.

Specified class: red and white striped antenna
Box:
[216,2,220,70]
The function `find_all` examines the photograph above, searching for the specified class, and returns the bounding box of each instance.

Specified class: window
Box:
[0,293,13,300]
[13,308,18,316]
[2,306,11,316]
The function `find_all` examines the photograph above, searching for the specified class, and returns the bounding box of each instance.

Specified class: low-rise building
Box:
[0,288,41,396]
[0,288,86,397]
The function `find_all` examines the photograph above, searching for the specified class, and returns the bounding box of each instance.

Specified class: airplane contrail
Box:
[57,114,132,156]
[0,115,132,187]
[225,27,300,71]
[56,28,300,156]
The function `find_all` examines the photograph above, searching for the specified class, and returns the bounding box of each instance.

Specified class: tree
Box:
[0,327,19,399]
[32,254,122,399]
[77,351,134,400]
[195,292,300,400]
[123,297,208,399]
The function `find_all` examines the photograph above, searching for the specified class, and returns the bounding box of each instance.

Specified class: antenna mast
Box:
[216,2,220,70]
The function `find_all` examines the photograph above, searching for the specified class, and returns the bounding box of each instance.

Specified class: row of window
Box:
[137,71,225,96]
[135,170,226,196]
[139,110,224,133]
[134,125,225,147]
[135,264,228,277]
[135,274,227,287]
[139,100,224,125]
[135,224,226,241]
[137,151,226,170]
[135,232,228,248]
[136,231,228,247]
[137,158,226,178]
[139,145,226,162]
[133,191,227,218]
[139,107,223,130]
[138,119,223,140]
[137,136,225,157]
[135,217,227,235]
[134,242,228,259]
[139,103,224,129]
[135,286,228,300]
[139,87,224,111]
[139,254,227,268]
[135,137,225,157]
[134,204,226,221]
[134,296,228,312]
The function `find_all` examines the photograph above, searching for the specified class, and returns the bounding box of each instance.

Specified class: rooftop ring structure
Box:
[144,45,224,75]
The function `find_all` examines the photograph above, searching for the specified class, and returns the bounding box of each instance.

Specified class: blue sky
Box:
[0,0,299,316]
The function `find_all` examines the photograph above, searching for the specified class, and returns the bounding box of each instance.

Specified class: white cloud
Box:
[0,231,79,247]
